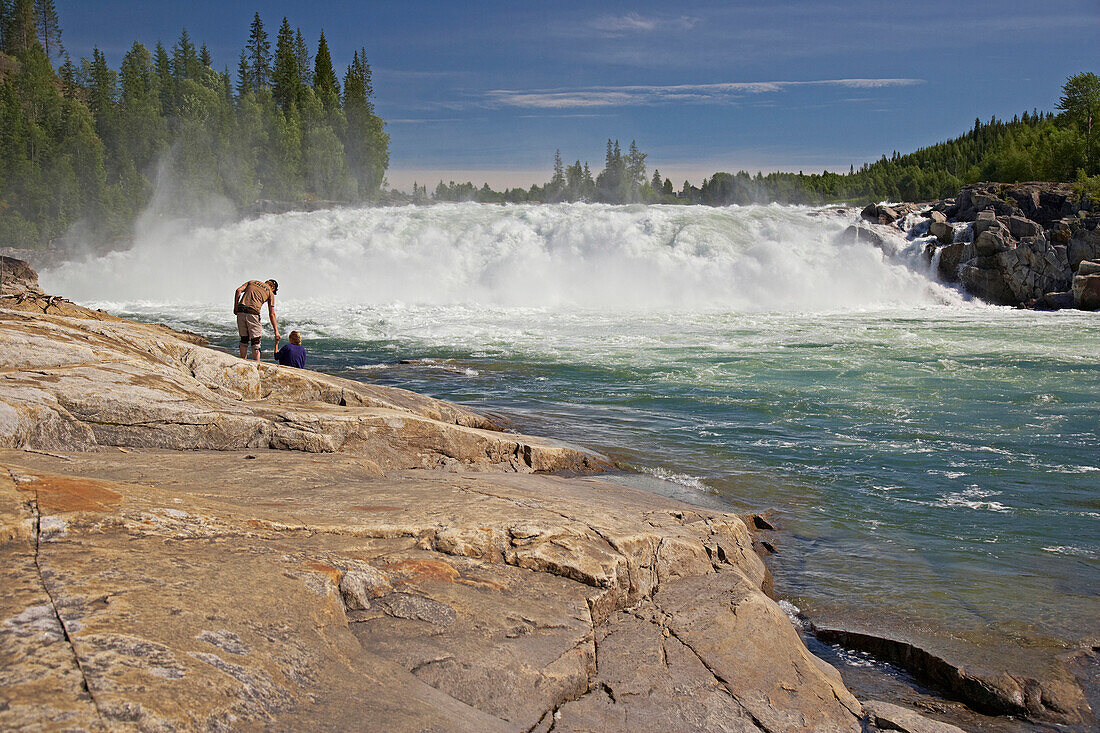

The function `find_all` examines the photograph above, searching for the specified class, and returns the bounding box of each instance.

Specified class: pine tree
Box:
[246,12,270,90]
[33,0,60,60]
[312,30,339,113]
[294,28,310,84]
[153,41,174,116]
[5,0,35,54]
[549,149,565,200]
[172,28,200,81]
[271,17,300,113]
[57,51,76,97]
[236,50,251,95]
[342,48,387,198]
[199,42,211,69]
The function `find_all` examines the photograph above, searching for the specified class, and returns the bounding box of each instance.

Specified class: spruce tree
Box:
[236,50,251,95]
[33,0,59,60]
[271,17,300,113]
[246,12,270,89]
[153,41,174,117]
[199,42,211,69]
[6,0,35,54]
[312,30,339,113]
[294,28,310,83]
[172,28,201,81]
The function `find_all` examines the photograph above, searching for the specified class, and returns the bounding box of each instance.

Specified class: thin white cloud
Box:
[590,12,698,35]
[485,78,924,109]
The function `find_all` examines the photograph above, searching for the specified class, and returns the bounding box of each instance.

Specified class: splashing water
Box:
[45,202,964,311]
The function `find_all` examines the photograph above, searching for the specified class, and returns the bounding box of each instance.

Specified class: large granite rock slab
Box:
[0,449,864,731]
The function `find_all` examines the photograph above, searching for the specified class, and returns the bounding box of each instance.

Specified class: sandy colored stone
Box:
[0,308,605,473]
[0,448,861,731]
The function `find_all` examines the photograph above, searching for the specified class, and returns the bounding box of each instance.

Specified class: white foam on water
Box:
[639,466,711,493]
[43,203,966,313]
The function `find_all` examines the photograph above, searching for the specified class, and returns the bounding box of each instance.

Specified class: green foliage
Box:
[0,7,390,247]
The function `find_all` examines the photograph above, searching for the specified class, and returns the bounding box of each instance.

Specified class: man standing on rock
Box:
[233,279,279,361]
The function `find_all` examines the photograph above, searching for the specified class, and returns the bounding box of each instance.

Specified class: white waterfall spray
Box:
[43,203,964,312]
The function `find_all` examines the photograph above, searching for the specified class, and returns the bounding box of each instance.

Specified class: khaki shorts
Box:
[237,312,262,345]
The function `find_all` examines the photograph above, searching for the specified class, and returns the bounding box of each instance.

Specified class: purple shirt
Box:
[275,344,306,369]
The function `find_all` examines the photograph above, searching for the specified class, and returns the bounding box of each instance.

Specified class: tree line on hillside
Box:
[0,1,389,247]
[424,72,1100,207]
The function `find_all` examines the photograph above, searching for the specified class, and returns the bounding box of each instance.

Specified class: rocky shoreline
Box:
[0,260,1095,730]
[856,182,1100,310]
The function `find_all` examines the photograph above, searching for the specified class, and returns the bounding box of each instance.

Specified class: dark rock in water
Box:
[863,700,965,733]
[960,264,1015,305]
[812,627,1092,725]
[1004,214,1042,239]
[929,221,954,244]
[1073,263,1100,310]
[861,203,900,225]
[933,242,970,282]
[1029,291,1075,310]
[840,224,892,251]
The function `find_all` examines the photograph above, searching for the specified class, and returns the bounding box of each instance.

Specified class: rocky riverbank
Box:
[0,259,1094,731]
[0,260,902,731]
[858,182,1100,309]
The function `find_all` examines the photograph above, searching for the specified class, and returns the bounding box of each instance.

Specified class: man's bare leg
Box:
[251,346,261,362]
[239,343,248,359]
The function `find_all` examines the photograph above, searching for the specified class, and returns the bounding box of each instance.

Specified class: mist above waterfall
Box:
[43,203,962,312]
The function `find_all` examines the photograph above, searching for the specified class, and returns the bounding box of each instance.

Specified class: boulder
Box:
[1030,291,1075,310]
[0,256,45,298]
[960,264,1015,305]
[929,221,954,244]
[1072,265,1100,310]
[928,210,947,224]
[1078,260,1100,276]
[934,242,970,281]
[861,203,900,225]
[956,187,1017,220]
[1048,220,1073,244]
[1003,215,1042,239]
[1068,228,1100,270]
[973,230,1008,256]
[972,209,1001,238]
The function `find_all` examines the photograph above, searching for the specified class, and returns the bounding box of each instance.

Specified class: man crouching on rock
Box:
[233,278,279,361]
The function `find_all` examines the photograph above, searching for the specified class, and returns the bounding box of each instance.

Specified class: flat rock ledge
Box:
[2,449,867,731]
[0,306,603,474]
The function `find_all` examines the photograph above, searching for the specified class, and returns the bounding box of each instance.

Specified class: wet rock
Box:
[1030,291,1074,310]
[927,210,947,224]
[864,700,966,733]
[862,203,900,225]
[929,220,954,244]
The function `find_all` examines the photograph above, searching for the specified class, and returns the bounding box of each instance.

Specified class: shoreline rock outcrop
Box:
[2,260,1089,731]
[861,182,1100,310]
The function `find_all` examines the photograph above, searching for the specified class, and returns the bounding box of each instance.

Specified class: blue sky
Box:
[61,1,1098,191]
